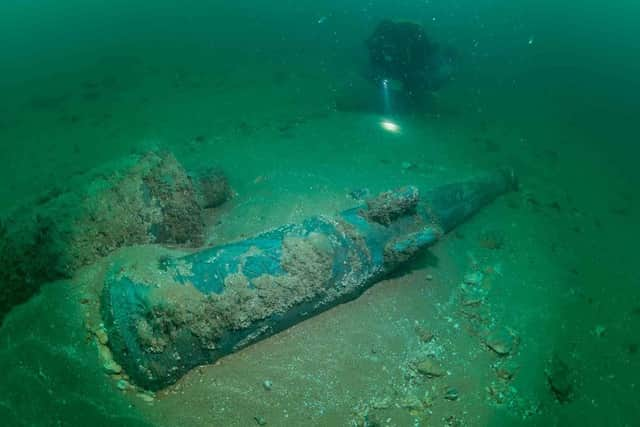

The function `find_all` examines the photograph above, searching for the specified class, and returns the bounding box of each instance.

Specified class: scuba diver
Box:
[365,19,455,110]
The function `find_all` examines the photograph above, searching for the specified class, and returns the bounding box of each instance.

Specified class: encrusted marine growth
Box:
[102,170,516,390]
[0,152,231,325]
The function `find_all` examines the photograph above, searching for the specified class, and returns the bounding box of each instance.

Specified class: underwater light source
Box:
[380,119,400,133]
[381,78,392,115]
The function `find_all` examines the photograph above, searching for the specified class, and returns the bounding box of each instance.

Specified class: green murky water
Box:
[0,1,638,426]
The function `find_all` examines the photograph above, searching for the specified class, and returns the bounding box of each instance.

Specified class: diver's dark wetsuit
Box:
[366,20,449,100]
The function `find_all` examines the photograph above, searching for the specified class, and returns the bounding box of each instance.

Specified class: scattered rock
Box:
[371,396,392,409]
[478,230,505,250]
[546,355,574,403]
[414,323,434,343]
[363,411,384,427]
[401,161,417,171]
[444,415,462,427]
[95,327,109,345]
[486,381,512,405]
[193,168,232,209]
[444,387,459,401]
[116,379,131,391]
[399,394,423,412]
[460,281,487,299]
[103,358,123,375]
[462,296,484,307]
[254,415,267,425]
[262,380,273,391]
[138,392,155,403]
[495,360,520,380]
[348,188,370,200]
[485,327,518,356]
[416,357,446,378]
[425,274,433,281]
[98,343,122,374]
[463,271,484,286]
[421,390,434,408]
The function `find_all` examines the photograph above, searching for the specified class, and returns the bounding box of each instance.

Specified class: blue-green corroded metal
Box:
[102,169,516,390]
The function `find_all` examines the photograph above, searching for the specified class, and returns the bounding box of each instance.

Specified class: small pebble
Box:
[444,387,459,401]
[485,327,517,356]
[262,380,273,391]
[426,274,433,281]
[416,358,446,378]
[463,271,484,285]
[254,416,267,426]
[400,394,423,411]
[98,343,122,374]
[546,355,574,403]
[495,360,520,380]
[372,396,392,409]
[349,188,370,200]
[415,325,434,343]
[138,392,155,403]
[116,379,130,391]
[103,358,122,375]
[95,328,109,345]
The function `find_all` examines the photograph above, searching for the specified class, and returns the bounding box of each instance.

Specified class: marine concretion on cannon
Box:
[102,169,517,390]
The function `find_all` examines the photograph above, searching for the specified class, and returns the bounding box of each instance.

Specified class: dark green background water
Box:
[1,1,639,206]
[0,1,638,426]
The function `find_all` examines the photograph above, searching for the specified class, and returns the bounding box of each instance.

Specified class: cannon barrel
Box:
[102,169,516,390]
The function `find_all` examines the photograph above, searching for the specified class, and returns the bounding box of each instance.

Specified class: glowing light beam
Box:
[380,119,401,134]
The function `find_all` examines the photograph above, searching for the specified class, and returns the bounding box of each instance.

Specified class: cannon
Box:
[102,169,517,390]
